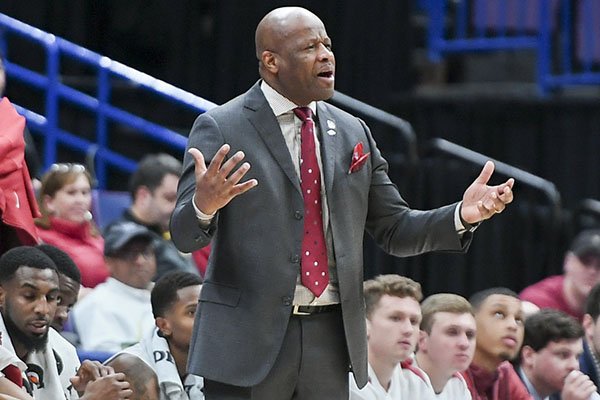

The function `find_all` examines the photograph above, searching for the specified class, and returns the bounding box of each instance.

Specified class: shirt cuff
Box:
[454,201,479,234]
[192,194,215,222]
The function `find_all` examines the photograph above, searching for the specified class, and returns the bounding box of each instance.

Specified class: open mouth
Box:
[29,321,49,335]
[317,71,334,79]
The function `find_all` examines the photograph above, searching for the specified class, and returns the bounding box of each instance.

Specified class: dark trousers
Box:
[204,309,349,400]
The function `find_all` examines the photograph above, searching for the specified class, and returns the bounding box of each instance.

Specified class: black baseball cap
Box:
[103,221,154,257]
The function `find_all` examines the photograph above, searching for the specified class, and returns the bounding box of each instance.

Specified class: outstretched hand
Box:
[461,161,514,225]
[189,144,258,216]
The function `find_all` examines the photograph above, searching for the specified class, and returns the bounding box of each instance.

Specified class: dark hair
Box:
[523,309,583,351]
[469,287,519,312]
[585,283,600,321]
[151,271,202,318]
[129,153,182,199]
[0,246,57,283]
[36,244,81,284]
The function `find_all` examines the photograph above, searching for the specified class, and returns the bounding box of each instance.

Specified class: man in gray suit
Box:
[170,6,514,400]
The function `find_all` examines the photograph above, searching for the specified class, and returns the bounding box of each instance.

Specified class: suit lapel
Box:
[317,102,337,196]
[243,84,302,195]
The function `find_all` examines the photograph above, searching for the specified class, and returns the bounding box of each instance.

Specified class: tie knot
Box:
[293,107,313,122]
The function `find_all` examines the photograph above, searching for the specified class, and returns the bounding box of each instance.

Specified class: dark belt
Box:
[291,304,341,316]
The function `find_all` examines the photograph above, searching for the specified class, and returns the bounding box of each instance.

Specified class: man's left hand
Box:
[461,161,514,225]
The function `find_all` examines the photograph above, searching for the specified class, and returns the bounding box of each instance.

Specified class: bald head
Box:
[254,7,335,106]
[255,7,322,59]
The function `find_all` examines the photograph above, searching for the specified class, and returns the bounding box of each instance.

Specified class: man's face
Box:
[268,12,335,106]
[523,338,583,395]
[564,253,600,300]
[51,273,80,332]
[161,285,201,354]
[418,312,477,375]
[145,174,179,230]
[0,267,59,355]
[367,294,421,366]
[474,294,524,366]
[107,238,156,289]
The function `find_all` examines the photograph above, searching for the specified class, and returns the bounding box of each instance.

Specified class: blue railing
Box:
[427,0,600,94]
[0,13,218,188]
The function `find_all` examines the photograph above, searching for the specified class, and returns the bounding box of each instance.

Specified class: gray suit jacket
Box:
[170,82,470,388]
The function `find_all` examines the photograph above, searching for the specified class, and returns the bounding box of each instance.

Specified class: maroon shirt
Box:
[519,275,582,321]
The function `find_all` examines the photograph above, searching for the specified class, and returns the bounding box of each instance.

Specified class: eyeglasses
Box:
[114,244,155,263]
[49,163,86,174]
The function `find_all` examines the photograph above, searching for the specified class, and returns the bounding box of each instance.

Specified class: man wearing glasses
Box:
[72,221,157,353]
[521,230,600,321]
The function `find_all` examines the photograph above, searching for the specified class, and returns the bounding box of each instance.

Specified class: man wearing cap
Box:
[521,229,600,321]
[72,221,157,353]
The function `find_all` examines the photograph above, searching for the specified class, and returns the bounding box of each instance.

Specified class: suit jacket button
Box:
[290,254,300,263]
[282,296,292,306]
[294,211,303,220]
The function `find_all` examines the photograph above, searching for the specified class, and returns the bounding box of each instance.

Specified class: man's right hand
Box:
[561,370,597,400]
[189,144,258,216]
[79,373,132,399]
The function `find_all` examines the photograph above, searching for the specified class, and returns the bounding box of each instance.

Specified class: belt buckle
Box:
[292,305,311,316]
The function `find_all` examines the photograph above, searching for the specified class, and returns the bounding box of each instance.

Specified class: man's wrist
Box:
[192,194,215,222]
[455,201,480,234]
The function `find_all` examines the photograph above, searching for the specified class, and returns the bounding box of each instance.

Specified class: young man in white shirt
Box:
[415,293,475,399]
[106,271,204,399]
[349,274,429,399]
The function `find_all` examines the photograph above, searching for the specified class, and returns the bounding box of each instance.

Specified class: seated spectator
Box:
[461,287,531,400]
[72,221,156,352]
[35,163,109,288]
[0,246,131,399]
[349,274,429,399]
[517,309,599,400]
[36,244,81,333]
[106,271,204,399]
[415,293,475,399]
[521,230,600,321]
[119,153,204,278]
[580,283,600,392]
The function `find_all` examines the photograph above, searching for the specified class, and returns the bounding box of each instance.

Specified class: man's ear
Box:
[155,317,171,337]
[583,313,595,339]
[0,285,5,308]
[135,185,152,205]
[417,330,429,352]
[520,345,535,368]
[261,51,278,74]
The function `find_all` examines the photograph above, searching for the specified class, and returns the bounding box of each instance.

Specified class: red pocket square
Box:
[348,142,370,174]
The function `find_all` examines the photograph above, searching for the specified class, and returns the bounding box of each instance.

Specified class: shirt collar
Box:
[260,80,317,118]
[518,366,547,400]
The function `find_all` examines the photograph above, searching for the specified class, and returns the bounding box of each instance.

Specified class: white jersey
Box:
[410,359,471,400]
[1,312,80,399]
[349,362,430,400]
[106,327,203,400]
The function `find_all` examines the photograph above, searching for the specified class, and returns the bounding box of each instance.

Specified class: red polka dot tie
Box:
[294,107,329,297]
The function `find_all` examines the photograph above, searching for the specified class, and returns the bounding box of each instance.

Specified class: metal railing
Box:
[0,12,218,188]
[428,138,562,229]
[426,0,600,94]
